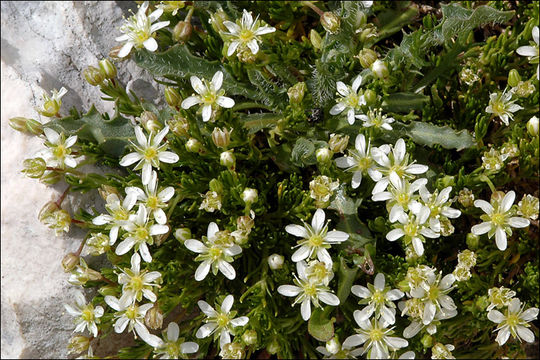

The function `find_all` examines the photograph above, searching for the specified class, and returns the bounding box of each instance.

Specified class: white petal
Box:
[197,300,217,318]
[509,298,521,313]
[521,308,539,322]
[139,243,152,262]
[380,305,396,325]
[374,273,385,290]
[207,222,219,239]
[64,135,77,148]
[300,298,311,321]
[194,260,211,281]
[92,214,111,225]
[223,21,240,34]
[439,294,456,310]
[474,200,494,214]
[370,340,387,360]
[442,207,461,218]
[201,105,212,122]
[316,248,333,266]
[495,227,507,251]
[355,305,375,322]
[136,323,163,347]
[190,76,206,95]
[516,45,537,57]
[325,230,349,243]
[196,322,217,338]
[242,9,254,28]
[158,151,179,164]
[114,316,129,333]
[311,209,326,232]
[143,37,158,52]
[218,260,236,280]
[347,109,355,125]
[227,40,240,56]
[221,295,234,313]
[516,326,535,343]
[185,239,207,253]
[153,209,167,225]
[501,191,515,212]
[412,237,424,256]
[158,186,175,202]
[471,222,492,235]
[343,334,368,348]
[335,156,355,168]
[487,310,505,323]
[230,316,249,327]
[329,103,346,115]
[285,224,308,238]
[386,229,405,241]
[352,75,363,93]
[403,321,423,339]
[422,302,436,325]
[181,96,201,109]
[508,217,530,228]
[278,285,302,297]
[351,285,371,298]
[166,322,180,342]
[141,162,152,185]
[180,342,199,354]
[533,26,539,44]
[405,164,428,174]
[385,336,408,350]
[149,224,169,235]
[120,152,143,167]
[219,329,231,348]
[319,291,340,306]
[440,274,455,289]
[211,71,223,91]
[394,139,406,163]
[246,39,259,54]
[336,82,349,97]
[496,327,511,346]
[216,96,235,108]
[373,191,392,202]
[254,26,275,35]
[372,178,390,194]
[64,304,80,316]
[115,237,135,255]
[118,42,134,58]
[351,170,363,189]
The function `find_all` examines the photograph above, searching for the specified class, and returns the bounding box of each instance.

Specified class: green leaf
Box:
[241,113,282,134]
[337,257,358,303]
[328,185,362,215]
[398,121,476,151]
[308,307,335,342]
[382,92,430,112]
[336,213,375,249]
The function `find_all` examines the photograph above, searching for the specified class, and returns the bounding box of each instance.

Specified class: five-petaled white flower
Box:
[154,322,200,359]
[185,222,242,281]
[356,108,395,131]
[64,291,104,337]
[372,172,427,219]
[418,185,461,230]
[278,261,340,321]
[409,272,456,326]
[196,295,249,348]
[117,253,161,308]
[120,126,179,185]
[104,295,163,347]
[41,128,79,169]
[351,273,404,325]
[115,1,170,58]
[181,71,235,122]
[516,26,539,80]
[285,208,349,265]
[92,193,137,245]
[126,170,175,225]
[335,134,382,189]
[36,87,67,117]
[471,191,530,251]
[222,9,276,57]
[329,75,366,125]
[487,298,538,346]
[485,90,523,126]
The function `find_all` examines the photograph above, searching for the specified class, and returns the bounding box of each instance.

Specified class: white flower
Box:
[64,291,104,337]
[41,128,79,168]
[409,272,456,325]
[92,193,137,245]
[485,90,523,126]
[471,191,530,251]
[316,337,363,359]
[36,87,68,117]
[305,259,335,286]
[329,75,366,125]
[343,316,408,359]
[115,1,170,57]
[277,261,340,321]
[117,253,161,308]
[487,287,517,312]
[125,170,175,225]
[268,253,284,270]
[487,298,538,346]
[285,208,349,265]
[481,148,508,172]
[196,295,249,348]
[181,71,235,122]
[116,205,170,262]
[120,126,179,185]
[351,273,404,325]
[431,343,455,359]
[372,172,427,218]
[370,138,429,194]
[418,185,461,230]
[104,295,162,347]
[335,134,382,189]
[154,322,199,359]
[222,9,276,57]
[516,26,539,80]
[184,222,242,281]
[356,108,395,131]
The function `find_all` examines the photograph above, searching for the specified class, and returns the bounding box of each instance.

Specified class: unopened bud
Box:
[508,69,521,88]
[237,216,254,231]
[186,138,202,153]
[62,252,80,272]
[173,21,193,43]
[326,337,340,355]
[241,188,258,204]
[168,114,189,137]
[22,157,47,178]
[212,127,232,148]
[316,147,332,164]
[358,48,378,69]
[67,335,91,355]
[9,117,43,135]
[267,338,281,355]
[328,133,349,153]
[83,66,105,86]
[138,111,162,133]
[145,304,164,330]
[321,12,340,34]
[98,185,120,201]
[359,26,377,43]
[209,7,229,33]
[458,188,475,208]
[242,329,258,345]
[174,228,191,243]
[309,29,322,49]
[164,86,182,107]
[421,334,433,348]
[10,117,29,132]
[220,150,236,169]
[268,254,284,270]
[39,201,60,222]
[466,233,480,250]
[209,178,224,194]
[98,59,117,79]
[287,82,306,104]
[363,89,377,106]
[98,285,118,297]
[527,116,539,136]
[371,59,389,79]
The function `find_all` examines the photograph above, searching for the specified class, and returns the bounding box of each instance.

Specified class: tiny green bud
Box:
[9,117,28,132]
[98,285,118,297]
[185,138,202,153]
[363,89,377,106]
[359,26,377,43]
[209,7,229,33]
[220,150,236,169]
[421,334,433,348]
[22,158,47,178]
[137,111,162,133]
[355,10,367,28]
[174,228,191,243]
[316,147,332,164]
[527,116,539,137]
[268,254,284,270]
[242,330,258,345]
[209,178,224,194]
[164,86,182,107]
[62,252,80,272]
[321,12,340,34]
[67,335,91,355]
[39,201,60,222]
[267,338,281,355]
[458,188,475,208]
[287,82,306,104]
[241,188,258,204]
[173,21,193,43]
[371,60,389,79]
[357,48,378,69]
[212,127,232,148]
[9,117,43,135]
[328,133,349,153]
[98,59,117,79]
[168,114,189,137]
[436,175,455,188]
[83,66,105,86]
[466,233,480,250]
[25,118,43,135]
[309,29,322,50]
[145,304,164,330]
[508,69,521,87]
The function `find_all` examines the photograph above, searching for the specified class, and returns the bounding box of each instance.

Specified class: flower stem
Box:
[301,1,324,16]
[56,185,72,207]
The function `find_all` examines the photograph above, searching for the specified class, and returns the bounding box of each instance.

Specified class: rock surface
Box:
[0,1,161,358]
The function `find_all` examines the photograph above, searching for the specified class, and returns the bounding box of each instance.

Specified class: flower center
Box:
[130,275,144,292]
[53,144,68,159]
[369,328,384,342]
[345,93,359,108]
[217,313,230,328]
[113,208,130,222]
[209,246,223,259]
[144,147,158,161]
[309,234,324,247]
[404,222,418,237]
[506,313,520,327]
[372,290,385,305]
[166,342,180,356]
[239,29,254,42]
[125,305,138,320]
[428,285,440,302]
[397,192,410,205]
[491,212,506,226]
[304,283,318,297]
[135,226,149,240]
[357,157,372,171]
[146,195,159,210]
[491,100,506,115]
[81,307,94,322]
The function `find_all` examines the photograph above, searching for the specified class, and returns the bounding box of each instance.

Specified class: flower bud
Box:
[359,26,377,43]
[355,10,367,28]
[220,150,236,169]
[517,194,539,220]
[421,334,433,348]
[363,89,377,106]
[316,147,332,164]
[98,284,118,297]
[241,188,258,204]
[321,12,340,34]
[527,116,539,137]
[310,175,339,208]
[98,59,117,79]
[40,170,62,184]
[458,187,475,208]
[328,133,349,153]
[83,66,105,86]
[164,86,182,108]
[173,21,193,43]
[168,114,189,137]
[267,254,284,270]
[326,337,340,355]
[309,29,322,50]
[145,304,164,330]
[185,138,202,153]
[25,118,43,135]
[212,127,232,148]
[200,191,222,213]
[98,185,120,201]
[267,338,281,355]
[357,48,378,69]
[137,111,162,133]
[174,228,191,243]
[209,7,229,33]
[67,335,91,354]
[39,201,60,222]
[9,116,42,134]
[287,82,306,104]
[62,252,80,272]
[512,80,535,97]
[22,157,47,178]
[371,59,389,79]
[209,178,224,194]
[86,232,110,256]
[242,330,258,345]
[508,69,521,88]
[466,233,480,250]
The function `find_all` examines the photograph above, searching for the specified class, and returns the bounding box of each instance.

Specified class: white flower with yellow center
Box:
[351,273,404,325]
[36,87,67,117]
[64,291,104,337]
[285,208,349,265]
[418,185,461,230]
[335,134,382,189]
[471,191,530,251]
[222,9,276,57]
[115,1,170,58]
[92,193,137,245]
[184,222,242,281]
[120,126,179,186]
[41,128,79,169]
[181,71,235,122]
[117,253,161,308]
[343,316,408,359]
[125,170,175,225]
[316,337,363,359]
[329,75,366,125]
[196,295,249,348]
[487,286,516,312]
[485,90,523,126]
[487,298,538,346]
[516,26,539,80]
[277,261,340,321]
[154,322,199,359]
[356,108,395,131]
[409,272,456,326]
[372,172,427,219]
[104,295,162,347]
[116,205,170,262]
